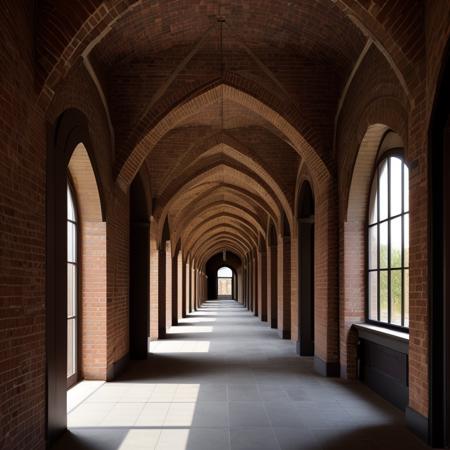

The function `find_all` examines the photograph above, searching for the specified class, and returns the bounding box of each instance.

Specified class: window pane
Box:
[366,156,409,329]
[391,270,402,325]
[379,160,388,221]
[67,264,76,318]
[380,271,388,322]
[67,222,76,263]
[403,164,409,212]
[67,186,75,221]
[218,267,233,277]
[390,157,403,216]
[218,278,232,295]
[390,217,402,268]
[404,269,409,327]
[379,221,388,269]
[67,318,76,378]
[369,272,378,320]
[369,175,378,225]
[369,226,378,270]
[404,213,409,267]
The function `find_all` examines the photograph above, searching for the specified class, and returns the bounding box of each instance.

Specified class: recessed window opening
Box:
[217,266,233,299]
[67,184,78,386]
[368,152,409,329]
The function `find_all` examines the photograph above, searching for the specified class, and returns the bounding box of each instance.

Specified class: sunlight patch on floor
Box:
[118,429,162,450]
[67,380,105,413]
[167,325,213,334]
[149,340,210,353]
[68,383,201,429]
[179,317,217,323]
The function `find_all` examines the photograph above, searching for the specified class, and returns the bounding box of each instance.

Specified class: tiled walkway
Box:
[55,300,428,450]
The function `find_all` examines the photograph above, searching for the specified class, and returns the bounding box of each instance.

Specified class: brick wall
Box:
[176,252,183,322]
[0,3,46,449]
[149,223,159,340]
[80,222,107,379]
[165,241,172,332]
[106,187,129,375]
[257,249,267,321]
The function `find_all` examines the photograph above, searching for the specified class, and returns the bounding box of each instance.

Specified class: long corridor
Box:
[57,301,427,450]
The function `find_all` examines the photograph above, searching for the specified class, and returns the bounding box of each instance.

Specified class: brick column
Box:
[158,246,166,337]
[171,250,178,326]
[81,222,107,379]
[190,261,195,312]
[177,252,183,322]
[253,252,258,316]
[165,241,172,332]
[150,228,159,340]
[277,236,291,339]
[267,242,278,328]
[258,248,268,322]
[181,256,186,318]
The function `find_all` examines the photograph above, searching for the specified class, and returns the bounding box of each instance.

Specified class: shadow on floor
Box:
[53,300,428,450]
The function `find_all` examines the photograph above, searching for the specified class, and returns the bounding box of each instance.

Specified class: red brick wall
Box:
[149,223,159,340]
[277,237,291,337]
[257,249,267,321]
[80,222,107,379]
[0,3,46,449]
[290,234,299,342]
[266,243,277,328]
[176,252,183,322]
[165,241,172,332]
[106,187,129,375]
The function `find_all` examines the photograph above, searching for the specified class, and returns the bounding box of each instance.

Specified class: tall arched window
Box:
[67,184,78,385]
[368,154,409,328]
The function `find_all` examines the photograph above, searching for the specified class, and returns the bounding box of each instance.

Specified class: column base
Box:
[277,329,290,339]
[296,340,314,356]
[106,353,130,381]
[406,407,428,444]
[313,356,340,377]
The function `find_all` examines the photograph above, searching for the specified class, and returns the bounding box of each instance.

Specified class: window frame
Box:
[366,148,409,332]
[67,180,81,389]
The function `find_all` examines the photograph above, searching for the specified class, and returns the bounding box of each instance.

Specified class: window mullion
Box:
[401,162,405,327]
[388,158,392,324]
[377,167,380,322]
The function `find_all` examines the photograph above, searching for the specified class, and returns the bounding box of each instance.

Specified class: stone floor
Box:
[54,300,428,450]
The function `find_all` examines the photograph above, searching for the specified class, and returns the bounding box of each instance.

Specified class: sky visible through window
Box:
[217,267,232,278]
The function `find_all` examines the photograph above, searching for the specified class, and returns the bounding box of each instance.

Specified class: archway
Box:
[297,181,315,356]
[205,252,242,301]
[46,110,105,443]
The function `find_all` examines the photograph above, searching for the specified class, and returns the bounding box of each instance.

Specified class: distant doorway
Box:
[217,267,233,299]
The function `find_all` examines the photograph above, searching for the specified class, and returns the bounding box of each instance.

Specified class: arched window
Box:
[368,154,409,328]
[217,267,233,297]
[67,184,78,385]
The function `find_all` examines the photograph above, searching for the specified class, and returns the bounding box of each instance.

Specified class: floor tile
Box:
[229,402,270,428]
[64,300,425,450]
[230,427,280,450]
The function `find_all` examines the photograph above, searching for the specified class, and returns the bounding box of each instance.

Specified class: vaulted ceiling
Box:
[38,0,374,267]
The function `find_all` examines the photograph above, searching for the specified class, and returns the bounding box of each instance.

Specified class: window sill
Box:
[353,323,409,354]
